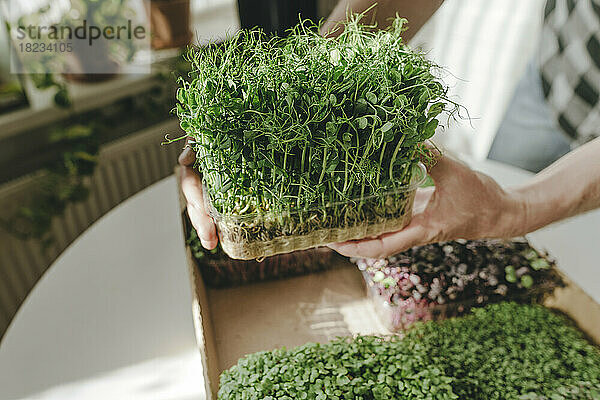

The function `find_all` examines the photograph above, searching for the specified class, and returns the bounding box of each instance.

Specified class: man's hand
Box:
[179,144,218,250]
[330,136,600,259]
[328,155,525,258]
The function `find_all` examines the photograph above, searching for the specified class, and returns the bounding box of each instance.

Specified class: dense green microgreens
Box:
[175,15,458,217]
[219,303,600,400]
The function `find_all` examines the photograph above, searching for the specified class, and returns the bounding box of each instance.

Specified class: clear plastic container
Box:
[204,162,428,260]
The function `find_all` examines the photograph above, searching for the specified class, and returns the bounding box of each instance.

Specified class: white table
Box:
[0,178,206,400]
[0,161,599,400]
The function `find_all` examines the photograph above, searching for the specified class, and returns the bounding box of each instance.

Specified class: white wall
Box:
[412,0,546,159]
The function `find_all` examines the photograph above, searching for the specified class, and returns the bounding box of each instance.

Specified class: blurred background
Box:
[0,0,545,339]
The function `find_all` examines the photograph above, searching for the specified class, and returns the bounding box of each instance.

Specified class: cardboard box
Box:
[177,169,600,399]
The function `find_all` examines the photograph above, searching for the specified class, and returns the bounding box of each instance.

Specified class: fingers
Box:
[416,140,443,169]
[327,221,430,259]
[178,138,195,166]
[178,139,217,249]
[420,140,469,183]
[327,238,386,259]
[327,185,437,258]
[181,166,218,250]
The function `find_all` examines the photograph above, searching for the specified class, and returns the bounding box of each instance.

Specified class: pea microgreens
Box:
[174,14,460,257]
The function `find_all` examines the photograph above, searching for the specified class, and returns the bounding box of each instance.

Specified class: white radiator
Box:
[0,119,183,338]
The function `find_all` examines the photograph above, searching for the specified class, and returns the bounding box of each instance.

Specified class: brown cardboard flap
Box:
[206,262,386,372]
[544,271,600,345]
[187,246,220,399]
[176,166,220,399]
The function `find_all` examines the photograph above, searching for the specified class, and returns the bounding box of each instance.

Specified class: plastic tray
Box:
[204,162,428,260]
[184,213,339,287]
[199,248,337,287]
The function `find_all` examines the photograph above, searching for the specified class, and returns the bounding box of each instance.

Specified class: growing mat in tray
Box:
[174,15,459,259]
[186,224,338,288]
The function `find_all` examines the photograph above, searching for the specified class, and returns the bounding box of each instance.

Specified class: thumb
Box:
[178,137,196,166]
[416,141,450,182]
[426,153,471,185]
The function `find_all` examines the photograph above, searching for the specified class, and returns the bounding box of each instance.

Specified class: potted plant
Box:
[149,0,192,50]
[175,16,460,259]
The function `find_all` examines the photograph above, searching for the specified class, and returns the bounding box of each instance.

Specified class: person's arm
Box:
[512,137,600,232]
[328,137,600,258]
[320,0,444,40]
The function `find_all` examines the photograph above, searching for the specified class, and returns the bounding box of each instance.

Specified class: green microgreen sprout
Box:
[531,257,551,270]
[520,274,534,288]
[505,265,517,283]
